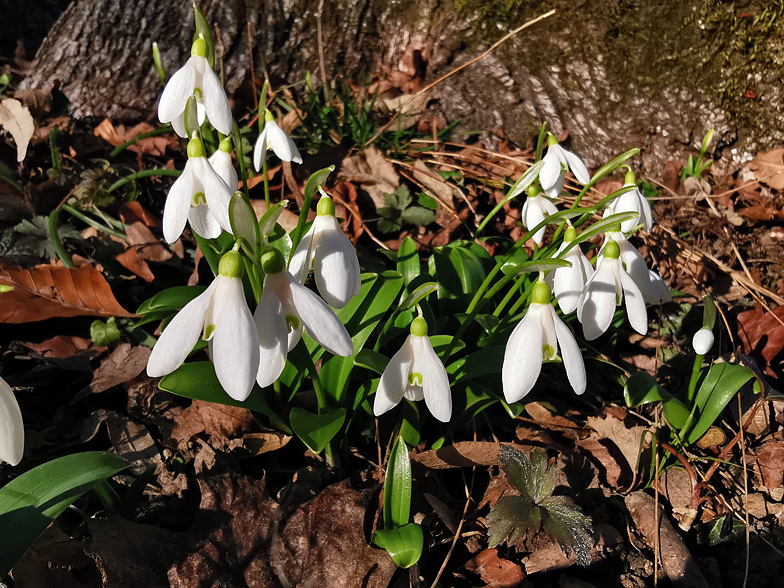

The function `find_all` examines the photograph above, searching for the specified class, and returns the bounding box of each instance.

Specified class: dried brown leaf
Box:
[737,306,784,377]
[585,414,651,487]
[465,548,525,587]
[20,335,101,359]
[755,442,784,489]
[169,399,255,450]
[748,149,784,191]
[93,118,176,156]
[91,343,151,393]
[413,441,505,469]
[340,146,399,208]
[0,262,134,322]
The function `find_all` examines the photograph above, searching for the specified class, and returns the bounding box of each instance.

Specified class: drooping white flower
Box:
[253,110,302,170]
[0,376,24,466]
[147,250,259,401]
[608,170,654,233]
[692,327,714,355]
[373,317,452,422]
[289,194,361,308]
[208,137,238,193]
[550,225,594,314]
[163,136,233,243]
[157,38,232,137]
[503,280,586,403]
[599,228,671,305]
[539,135,591,198]
[577,238,648,340]
[522,185,559,244]
[255,248,353,388]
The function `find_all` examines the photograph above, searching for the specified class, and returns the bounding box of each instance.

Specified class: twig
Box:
[247,21,257,110]
[316,0,330,103]
[363,10,556,148]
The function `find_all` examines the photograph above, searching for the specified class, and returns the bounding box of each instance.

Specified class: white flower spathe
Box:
[147,257,259,402]
[255,263,353,388]
[163,140,233,244]
[289,203,361,309]
[576,241,648,340]
[600,231,671,305]
[539,142,590,198]
[550,238,594,314]
[502,294,586,403]
[157,42,232,137]
[208,144,238,193]
[522,194,559,244]
[693,327,714,355]
[0,376,24,466]
[610,182,654,233]
[373,319,452,422]
[253,117,302,170]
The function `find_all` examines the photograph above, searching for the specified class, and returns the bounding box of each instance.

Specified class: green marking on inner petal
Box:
[286,315,300,332]
[193,87,204,100]
[408,372,423,386]
[192,191,207,206]
[542,344,556,361]
[204,324,215,339]
[616,291,622,306]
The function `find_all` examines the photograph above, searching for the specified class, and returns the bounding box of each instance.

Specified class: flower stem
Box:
[107,168,181,194]
[109,125,172,158]
[686,353,703,403]
[262,159,271,209]
[299,343,338,467]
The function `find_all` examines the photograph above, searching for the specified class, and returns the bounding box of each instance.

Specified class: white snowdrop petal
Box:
[209,150,238,193]
[266,122,296,162]
[200,158,233,233]
[288,224,316,284]
[502,308,544,403]
[253,129,268,172]
[543,172,565,199]
[550,307,586,395]
[287,274,354,357]
[411,336,452,422]
[163,159,195,243]
[188,202,222,239]
[171,111,188,139]
[374,337,414,417]
[0,377,24,466]
[554,255,586,314]
[158,59,196,123]
[284,131,303,164]
[200,62,233,136]
[524,198,547,244]
[647,269,672,303]
[620,270,649,335]
[562,149,591,184]
[579,262,618,340]
[254,275,290,388]
[211,278,260,401]
[314,217,361,308]
[539,148,562,192]
[147,282,216,377]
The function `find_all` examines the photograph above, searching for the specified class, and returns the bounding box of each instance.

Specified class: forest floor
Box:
[1,36,784,588]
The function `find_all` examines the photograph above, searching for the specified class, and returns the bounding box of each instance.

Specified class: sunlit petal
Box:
[287,274,353,357]
[410,336,452,422]
[200,158,233,234]
[200,61,233,136]
[562,149,590,184]
[208,149,238,193]
[620,270,649,335]
[158,58,196,123]
[539,148,562,193]
[502,307,544,403]
[255,275,289,387]
[578,261,618,340]
[288,224,316,284]
[314,216,361,308]
[253,128,268,172]
[0,377,24,466]
[550,306,586,395]
[374,337,414,416]
[163,159,195,243]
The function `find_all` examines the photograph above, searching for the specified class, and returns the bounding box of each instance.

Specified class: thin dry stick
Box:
[364,10,556,148]
[316,0,330,103]
[430,464,474,588]
[738,394,750,588]
[247,21,257,110]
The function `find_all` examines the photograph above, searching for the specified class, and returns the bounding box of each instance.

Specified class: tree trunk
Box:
[20,0,784,174]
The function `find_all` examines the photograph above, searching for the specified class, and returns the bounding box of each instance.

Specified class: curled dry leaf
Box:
[169,399,255,451]
[0,262,133,323]
[748,149,784,191]
[755,442,784,490]
[0,98,34,161]
[737,306,784,378]
[19,335,102,359]
[413,441,507,469]
[340,146,399,208]
[465,548,525,588]
[91,343,151,393]
[94,118,176,156]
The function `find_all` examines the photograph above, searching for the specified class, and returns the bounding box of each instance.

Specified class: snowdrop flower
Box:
[163,135,233,243]
[550,225,594,314]
[539,134,591,198]
[157,37,233,137]
[255,248,353,387]
[692,327,714,355]
[599,227,671,305]
[147,250,259,401]
[208,137,238,193]
[503,279,586,403]
[608,170,653,233]
[522,185,559,244]
[253,110,303,170]
[0,376,24,466]
[289,194,361,308]
[373,316,451,422]
[577,238,648,340]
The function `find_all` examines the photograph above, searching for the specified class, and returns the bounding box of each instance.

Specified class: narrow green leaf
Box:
[289,407,346,454]
[258,199,289,239]
[397,237,420,287]
[396,282,438,314]
[372,524,423,568]
[623,371,689,430]
[687,363,754,445]
[588,148,640,186]
[228,192,259,257]
[137,286,206,315]
[702,295,716,330]
[383,436,412,530]
[354,349,389,374]
[0,452,127,577]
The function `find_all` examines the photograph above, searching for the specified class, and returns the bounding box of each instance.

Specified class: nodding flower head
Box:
[539,135,590,198]
[253,110,303,170]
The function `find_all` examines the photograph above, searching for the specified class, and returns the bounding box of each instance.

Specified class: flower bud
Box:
[692,327,714,355]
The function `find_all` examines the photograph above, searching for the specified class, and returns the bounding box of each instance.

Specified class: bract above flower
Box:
[289,194,361,308]
[208,137,238,193]
[0,376,24,466]
[163,136,233,243]
[253,110,302,170]
[503,280,586,403]
[550,226,594,314]
[373,317,452,422]
[539,135,590,198]
[577,239,648,340]
[255,248,353,388]
[147,251,259,401]
[157,38,232,137]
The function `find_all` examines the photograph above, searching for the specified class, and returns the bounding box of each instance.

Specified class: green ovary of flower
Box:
[260,248,286,274]
[191,38,208,58]
[187,137,206,159]
[218,250,244,279]
[531,280,552,305]
[604,239,621,260]
[410,317,428,337]
[317,195,335,217]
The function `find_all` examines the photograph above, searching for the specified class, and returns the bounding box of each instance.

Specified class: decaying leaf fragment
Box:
[0,98,34,161]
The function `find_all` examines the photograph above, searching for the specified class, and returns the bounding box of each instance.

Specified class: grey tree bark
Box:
[19,0,784,174]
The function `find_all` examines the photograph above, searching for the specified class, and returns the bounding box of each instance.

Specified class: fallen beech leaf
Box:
[576,435,625,488]
[585,414,652,488]
[20,335,101,359]
[94,118,176,156]
[82,409,159,474]
[755,442,784,489]
[120,201,161,229]
[169,399,254,450]
[748,149,784,191]
[737,306,784,377]
[116,246,156,282]
[11,527,95,588]
[0,262,134,323]
[92,343,151,393]
[525,402,580,429]
[413,441,508,469]
[0,98,34,161]
[465,548,525,587]
[340,146,399,208]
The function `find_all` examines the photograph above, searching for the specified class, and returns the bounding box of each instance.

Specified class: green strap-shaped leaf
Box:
[137,285,207,315]
[289,407,346,454]
[396,237,420,288]
[623,371,689,430]
[687,362,754,445]
[0,452,127,577]
[372,524,423,568]
[383,436,412,530]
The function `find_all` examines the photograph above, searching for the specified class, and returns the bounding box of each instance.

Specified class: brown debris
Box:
[465,548,525,587]
[91,343,151,394]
